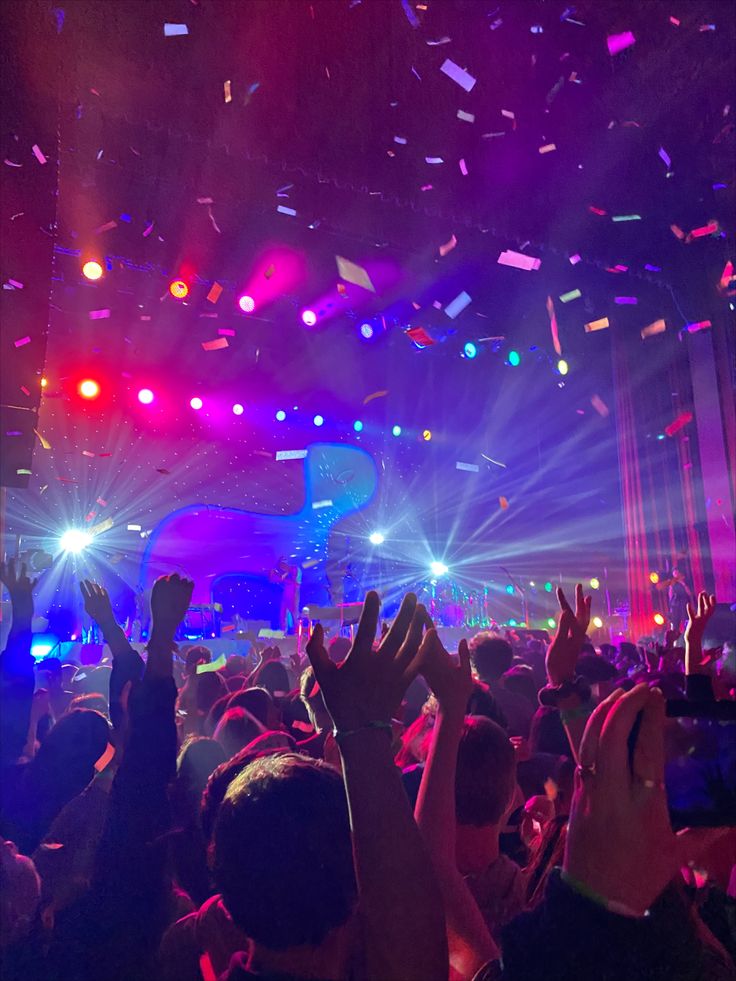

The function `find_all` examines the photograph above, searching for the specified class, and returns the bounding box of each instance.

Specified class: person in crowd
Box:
[295,665,332,758]
[468,633,535,736]
[227,686,280,730]
[36,656,73,719]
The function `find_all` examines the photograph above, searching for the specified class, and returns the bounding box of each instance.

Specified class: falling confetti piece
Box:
[202,338,229,351]
[394,135,407,145]
[275,449,308,461]
[718,261,734,291]
[481,454,507,468]
[406,326,434,346]
[312,499,333,510]
[547,296,561,355]
[265,264,275,279]
[34,429,51,450]
[588,206,607,216]
[665,412,693,437]
[658,147,671,168]
[607,31,635,55]
[614,296,638,305]
[439,234,457,257]
[569,254,581,265]
[276,205,297,217]
[82,450,95,458]
[218,328,236,337]
[224,80,232,103]
[4,159,23,167]
[31,144,47,164]
[498,250,541,272]
[670,224,686,240]
[89,309,110,320]
[440,58,476,92]
[457,109,475,123]
[94,743,116,772]
[127,524,142,532]
[445,291,472,319]
[164,23,188,36]
[612,214,641,223]
[20,386,30,396]
[425,156,444,164]
[197,654,228,674]
[499,496,509,510]
[456,462,480,472]
[14,336,31,347]
[94,220,117,235]
[363,389,388,405]
[156,468,171,475]
[207,282,223,304]
[427,36,451,46]
[641,319,666,338]
[96,497,107,506]
[501,109,515,120]
[7,279,24,289]
[539,143,557,154]
[559,289,581,303]
[143,221,154,237]
[688,221,719,240]
[459,158,468,175]
[686,320,712,334]
[400,0,420,28]
[336,255,375,292]
[591,394,609,417]
[584,317,610,333]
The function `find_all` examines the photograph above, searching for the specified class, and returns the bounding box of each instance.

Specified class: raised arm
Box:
[0,560,38,766]
[684,591,717,700]
[306,592,448,981]
[414,628,499,979]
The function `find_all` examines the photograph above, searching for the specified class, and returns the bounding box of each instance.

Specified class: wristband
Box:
[333,720,393,744]
[560,869,649,919]
[539,676,591,707]
[560,703,594,725]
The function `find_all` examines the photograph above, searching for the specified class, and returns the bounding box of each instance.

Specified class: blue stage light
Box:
[392,425,402,437]
[313,414,324,427]
[276,410,286,421]
[505,584,515,595]
[353,420,364,432]
[464,342,478,359]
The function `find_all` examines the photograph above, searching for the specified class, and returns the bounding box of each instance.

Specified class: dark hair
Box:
[185,646,211,672]
[254,661,290,697]
[466,680,508,730]
[37,657,62,677]
[455,716,516,826]
[529,707,570,757]
[228,687,273,727]
[68,692,108,716]
[214,754,357,949]
[195,672,228,715]
[575,654,617,683]
[213,707,264,760]
[173,736,227,826]
[468,633,514,681]
[502,665,537,704]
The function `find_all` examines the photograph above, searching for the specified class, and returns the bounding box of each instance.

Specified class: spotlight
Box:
[649,571,660,584]
[505,584,515,595]
[190,397,203,410]
[78,379,100,400]
[238,295,255,313]
[592,616,603,629]
[353,420,364,432]
[557,359,569,375]
[653,612,666,626]
[392,425,402,437]
[31,633,59,660]
[137,388,154,405]
[41,377,48,388]
[232,403,244,416]
[546,617,556,628]
[430,561,449,577]
[422,429,432,441]
[301,309,317,327]
[82,260,103,281]
[589,577,600,590]
[275,410,286,422]
[369,532,385,545]
[463,341,478,359]
[60,529,92,553]
[508,619,518,627]
[313,414,324,427]
[169,280,189,299]
[360,323,374,339]
[508,350,521,367]
[544,581,553,592]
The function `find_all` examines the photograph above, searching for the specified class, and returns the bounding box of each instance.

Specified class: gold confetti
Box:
[34,429,51,450]
[224,80,232,103]
[641,319,666,338]
[363,389,389,405]
[584,317,609,333]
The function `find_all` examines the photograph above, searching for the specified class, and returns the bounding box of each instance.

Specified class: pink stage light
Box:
[138,388,154,405]
[238,295,255,313]
[190,396,203,410]
[232,403,244,416]
[301,309,317,327]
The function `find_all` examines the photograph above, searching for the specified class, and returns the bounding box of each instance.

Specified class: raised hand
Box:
[79,580,115,626]
[305,591,426,732]
[684,591,716,648]
[0,558,37,627]
[564,684,717,916]
[150,573,194,642]
[415,628,472,720]
[546,584,592,685]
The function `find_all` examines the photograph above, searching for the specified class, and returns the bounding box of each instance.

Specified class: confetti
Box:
[363,389,388,405]
[497,250,541,272]
[439,234,457,256]
[445,291,472,319]
[686,320,712,334]
[224,80,232,103]
[276,449,308,461]
[94,220,117,235]
[501,109,515,120]
[588,206,607,216]
[202,338,229,351]
[127,524,142,531]
[611,214,641,223]
[394,136,407,145]
[89,517,113,536]
[143,221,154,237]
[82,450,95,458]
[406,326,434,346]
[156,468,171,475]
[34,429,51,450]
[584,317,610,333]
[276,205,297,217]
[94,743,116,772]
[207,282,223,304]
[96,497,107,506]
[459,158,468,175]
[400,0,419,28]
[425,156,444,164]
[457,110,475,123]
[569,254,581,265]
[456,462,479,472]
[336,255,375,292]
[547,296,561,356]
[718,261,734,291]
[7,279,24,289]
[440,58,476,92]
[614,296,638,304]
[4,159,22,167]
[427,36,451,46]
[607,31,635,55]
[16,469,32,476]
[164,23,188,36]
[559,289,581,303]
[640,319,666,338]
[31,144,47,164]
[14,336,31,347]
[539,143,557,154]
[688,221,719,240]
[481,455,507,468]
[658,147,671,168]
[312,499,333,510]
[218,328,236,337]
[670,224,686,240]
[265,264,275,279]
[197,654,228,674]
[89,309,110,320]
[591,394,610,417]
[499,496,509,510]
[665,412,693,437]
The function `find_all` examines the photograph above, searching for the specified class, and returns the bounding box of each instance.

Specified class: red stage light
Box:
[169,280,189,299]
[78,379,100,400]
[238,295,255,313]
[138,388,154,405]
[301,309,317,327]
[82,260,103,281]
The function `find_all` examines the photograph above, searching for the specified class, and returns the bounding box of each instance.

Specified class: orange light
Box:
[649,571,660,584]
[653,612,666,626]
[82,260,103,281]
[41,377,48,388]
[78,379,100,400]
[169,280,189,299]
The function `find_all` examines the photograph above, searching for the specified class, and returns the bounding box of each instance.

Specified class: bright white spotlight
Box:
[430,561,448,577]
[60,529,92,553]
[369,532,385,545]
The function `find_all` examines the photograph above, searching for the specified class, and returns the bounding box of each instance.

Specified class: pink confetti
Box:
[614,296,638,305]
[4,159,23,168]
[669,16,680,26]
[569,253,581,265]
[96,497,107,506]
[218,328,236,336]
[607,31,635,55]
[89,309,110,320]
[591,394,610,417]
[497,249,541,272]
[143,221,154,237]
[31,144,47,164]
[82,450,95,458]
[459,158,468,175]
[14,336,31,347]
[439,234,457,257]
[688,221,719,239]
[686,320,712,334]
[20,385,30,396]
[8,279,24,289]
[95,220,117,235]
[202,337,229,351]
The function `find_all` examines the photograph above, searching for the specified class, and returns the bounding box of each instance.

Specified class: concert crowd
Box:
[1,559,735,980]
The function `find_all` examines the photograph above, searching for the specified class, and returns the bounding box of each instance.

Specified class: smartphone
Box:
[663,700,736,829]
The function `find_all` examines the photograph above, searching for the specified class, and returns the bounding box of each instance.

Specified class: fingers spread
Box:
[557,586,572,614]
[396,602,427,668]
[379,592,417,659]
